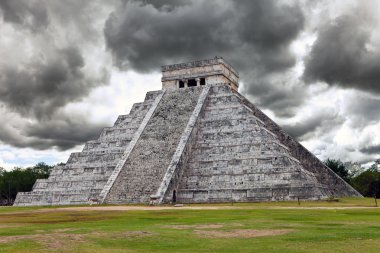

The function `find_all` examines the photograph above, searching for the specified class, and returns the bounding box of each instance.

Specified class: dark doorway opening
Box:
[188,79,197,87]
[179,80,185,88]
[200,78,206,85]
[172,190,177,203]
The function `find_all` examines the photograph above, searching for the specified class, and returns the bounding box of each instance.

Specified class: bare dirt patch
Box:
[91,231,153,239]
[0,232,86,249]
[195,229,293,238]
[165,224,224,229]
[164,223,243,230]
[0,229,153,250]
[0,224,24,229]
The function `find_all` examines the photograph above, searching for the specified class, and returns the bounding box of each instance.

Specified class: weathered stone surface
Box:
[14,58,361,207]
[14,91,162,206]
[104,87,203,204]
[152,85,211,204]
[162,57,239,91]
[234,90,360,197]
[175,85,329,203]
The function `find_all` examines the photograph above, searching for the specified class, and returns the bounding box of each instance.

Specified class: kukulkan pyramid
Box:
[14,57,361,206]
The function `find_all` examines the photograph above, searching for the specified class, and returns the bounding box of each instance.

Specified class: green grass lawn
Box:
[0,198,379,253]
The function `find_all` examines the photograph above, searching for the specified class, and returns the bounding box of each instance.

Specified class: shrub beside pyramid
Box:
[14,57,361,206]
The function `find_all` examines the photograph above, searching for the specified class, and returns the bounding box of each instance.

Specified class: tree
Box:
[350,165,380,198]
[324,159,350,183]
[0,163,52,205]
[31,162,51,177]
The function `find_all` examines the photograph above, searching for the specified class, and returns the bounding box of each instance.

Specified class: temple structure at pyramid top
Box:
[161,56,239,91]
[14,57,361,206]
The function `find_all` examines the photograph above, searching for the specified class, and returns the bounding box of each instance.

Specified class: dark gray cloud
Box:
[0,1,112,150]
[0,0,48,31]
[283,116,324,139]
[0,112,105,150]
[361,145,380,155]
[304,10,380,94]
[0,44,108,149]
[242,75,308,117]
[104,0,235,72]
[104,0,306,116]
[138,0,190,10]
[349,96,380,118]
[104,0,304,73]
[343,94,380,128]
[25,115,106,150]
[0,47,107,119]
[282,111,340,139]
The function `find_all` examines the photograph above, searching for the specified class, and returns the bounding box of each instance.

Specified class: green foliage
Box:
[0,162,52,205]
[324,159,350,182]
[324,158,380,198]
[351,166,380,198]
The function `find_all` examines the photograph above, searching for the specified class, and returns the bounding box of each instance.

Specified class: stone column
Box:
[184,79,188,88]
[195,78,200,86]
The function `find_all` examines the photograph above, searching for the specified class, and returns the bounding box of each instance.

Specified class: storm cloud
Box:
[0,109,105,150]
[104,0,304,73]
[304,7,380,94]
[103,0,306,116]
[361,145,380,155]
[0,0,379,166]
[0,0,48,31]
[344,94,380,127]
[0,0,111,150]
[283,111,340,140]
[0,47,107,118]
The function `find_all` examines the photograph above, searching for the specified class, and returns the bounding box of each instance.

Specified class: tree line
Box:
[0,163,52,205]
[0,159,378,205]
[324,159,380,198]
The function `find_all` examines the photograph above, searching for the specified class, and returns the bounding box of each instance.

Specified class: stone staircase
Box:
[14,91,162,206]
[177,85,329,203]
[103,87,203,204]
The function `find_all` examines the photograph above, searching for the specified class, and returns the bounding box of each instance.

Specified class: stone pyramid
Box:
[14,57,361,206]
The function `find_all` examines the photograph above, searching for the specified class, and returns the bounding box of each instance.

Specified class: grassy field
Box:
[0,198,379,253]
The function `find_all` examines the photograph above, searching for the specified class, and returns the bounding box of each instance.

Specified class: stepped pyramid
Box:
[14,57,361,206]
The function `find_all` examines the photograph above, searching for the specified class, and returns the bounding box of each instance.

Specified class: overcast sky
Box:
[0,0,379,170]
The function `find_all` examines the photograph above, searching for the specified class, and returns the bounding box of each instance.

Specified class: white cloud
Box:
[0,144,74,170]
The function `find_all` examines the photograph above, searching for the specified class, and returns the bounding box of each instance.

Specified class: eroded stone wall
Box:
[233,90,361,197]
[176,85,328,203]
[14,91,162,206]
[104,87,203,204]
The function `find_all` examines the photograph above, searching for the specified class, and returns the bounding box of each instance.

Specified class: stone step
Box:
[82,142,129,152]
[67,152,123,164]
[33,180,108,191]
[176,186,326,203]
[100,127,139,137]
[14,189,102,206]
[191,141,288,155]
[104,87,204,204]
[49,166,115,177]
[144,90,163,101]
[83,139,131,151]
[113,114,129,126]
